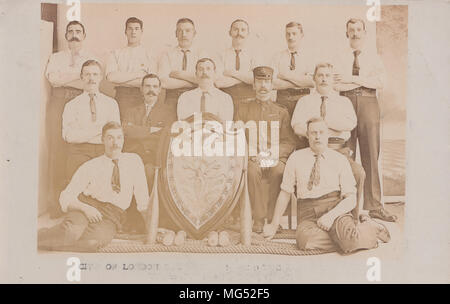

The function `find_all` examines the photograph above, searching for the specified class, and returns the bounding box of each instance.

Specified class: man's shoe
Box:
[174,230,187,246]
[360,214,391,243]
[157,230,175,246]
[207,231,219,247]
[369,207,398,222]
[218,231,231,247]
[252,220,265,233]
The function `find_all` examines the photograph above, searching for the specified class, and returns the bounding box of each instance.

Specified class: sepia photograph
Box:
[1,0,448,285]
[37,2,407,257]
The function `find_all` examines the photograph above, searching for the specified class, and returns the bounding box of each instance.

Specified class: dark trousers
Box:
[47,87,83,217]
[66,143,104,183]
[296,191,379,254]
[221,83,255,119]
[115,87,142,114]
[340,90,382,211]
[38,194,125,252]
[247,160,285,223]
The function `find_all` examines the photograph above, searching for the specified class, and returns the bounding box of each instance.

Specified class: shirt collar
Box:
[198,86,217,96]
[311,88,338,98]
[176,45,193,53]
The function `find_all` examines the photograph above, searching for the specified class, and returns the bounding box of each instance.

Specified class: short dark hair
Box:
[286,21,303,34]
[313,62,334,78]
[230,19,249,31]
[346,18,366,31]
[80,60,102,74]
[125,17,143,30]
[195,58,216,71]
[176,18,195,28]
[102,121,123,138]
[66,21,85,35]
[306,117,327,131]
[141,73,161,87]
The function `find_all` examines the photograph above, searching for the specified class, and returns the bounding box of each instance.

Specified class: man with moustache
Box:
[45,21,98,217]
[106,17,157,114]
[158,18,206,112]
[123,73,176,191]
[271,22,315,118]
[62,60,121,185]
[291,63,365,214]
[38,122,150,252]
[334,18,396,222]
[263,118,390,254]
[215,19,262,117]
[236,66,296,233]
[177,58,234,122]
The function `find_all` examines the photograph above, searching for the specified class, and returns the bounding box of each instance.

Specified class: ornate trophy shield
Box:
[157,113,246,239]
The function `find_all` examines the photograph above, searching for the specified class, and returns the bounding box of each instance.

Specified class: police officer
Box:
[236,66,297,233]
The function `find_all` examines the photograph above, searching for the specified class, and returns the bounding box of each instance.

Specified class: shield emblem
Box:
[157,114,246,239]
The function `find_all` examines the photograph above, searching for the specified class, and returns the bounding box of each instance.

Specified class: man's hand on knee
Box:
[82,205,103,223]
[317,213,335,231]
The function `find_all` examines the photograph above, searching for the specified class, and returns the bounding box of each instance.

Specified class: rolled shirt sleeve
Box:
[59,162,90,212]
[339,155,357,197]
[280,153,297,194]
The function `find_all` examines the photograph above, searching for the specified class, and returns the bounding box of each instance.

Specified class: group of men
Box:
[39,16,396,254]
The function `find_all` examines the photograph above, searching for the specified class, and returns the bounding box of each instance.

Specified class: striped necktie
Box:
[320,95,327,118]
[111,159,121,193]
[307,154,322,191]
[290,51,297,70]
[352,50,361,76]
[88,93,97,122]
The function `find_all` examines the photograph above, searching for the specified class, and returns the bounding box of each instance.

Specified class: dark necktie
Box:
[307,154,322,191]
[235,49,241,71]
[111,159,120,193]
[200,92,206,113]
[181,49,190,71]
[88,93,97,122]
[352,50,361,76]
[320,95,327,118]
[290,51,297,70]
[142,104,152,126]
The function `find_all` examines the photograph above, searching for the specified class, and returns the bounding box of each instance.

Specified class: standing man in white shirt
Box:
[158,18,205,112]
[177,58,234,122]
[106,17,157,114]
[263,118,390,254]
[215,19,261,117]
[271,22,315,117]
[45,21,98,217]
[62,60,121,184]
[334,18,396,222]
[291,62,365,215]
[38,122,150,252]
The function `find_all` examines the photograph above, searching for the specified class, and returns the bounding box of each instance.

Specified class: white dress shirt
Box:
[158,45,205,78]
[281,148,356,199]
[177,87,234,122]
[59,153,150,212]
[62,91,121,144]
[105,45,157,85]
[219,46,262,73]
[271,48,314,81]
[45,49,98,87]
[333,44,386,91]
[291,90,357,140]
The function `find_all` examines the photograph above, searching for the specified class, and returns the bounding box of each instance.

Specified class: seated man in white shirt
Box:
[263,118,390,254]
[291,62,365,216]
[38,122,150,252]
[177,58,234,122]
[62,60,121,183]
